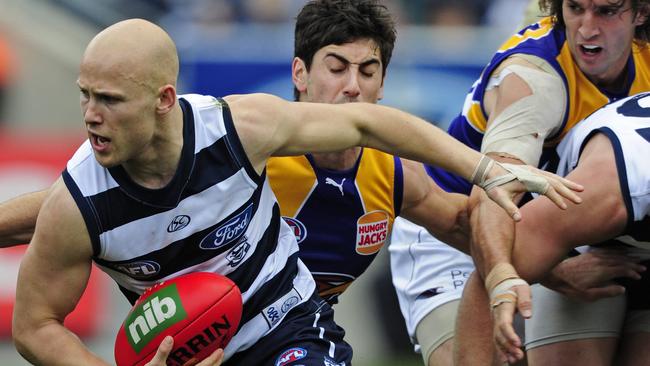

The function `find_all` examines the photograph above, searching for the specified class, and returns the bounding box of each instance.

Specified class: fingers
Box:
[144,336,173,366]
[607,263,645,280]
[492,302,524,364]
[196,348,224,366]
[546,179,582,205]
[582,285,626,301]
[143,336,223,366]
[541,186,569,210]
[515,285,532,319]
[536,168,584,192]
[486,187,522,221]
[535,169,583,208]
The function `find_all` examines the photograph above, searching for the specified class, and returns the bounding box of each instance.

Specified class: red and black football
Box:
[114,272,242,366]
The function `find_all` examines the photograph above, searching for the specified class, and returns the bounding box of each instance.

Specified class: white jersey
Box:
[389,217,474,343]
[63,94,315,360]
[555,92,650,249]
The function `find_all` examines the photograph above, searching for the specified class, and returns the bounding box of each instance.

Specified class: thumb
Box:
[490,189,522,221]
[146,336,174,365]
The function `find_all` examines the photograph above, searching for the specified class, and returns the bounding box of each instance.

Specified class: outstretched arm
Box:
[0,188,50,247]
[225,93,582,220]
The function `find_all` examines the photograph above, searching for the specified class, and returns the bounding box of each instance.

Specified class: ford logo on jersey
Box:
[275,347,307,366]
[200,204,253,250]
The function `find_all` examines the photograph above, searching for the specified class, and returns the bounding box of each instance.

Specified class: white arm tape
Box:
[490,278,529,302]
[480,163,550,194]
[482,62,566,166]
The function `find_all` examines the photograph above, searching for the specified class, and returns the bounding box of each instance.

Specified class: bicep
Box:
[15,180,93,327]
[513,134,627,281]
[226,94,364,171]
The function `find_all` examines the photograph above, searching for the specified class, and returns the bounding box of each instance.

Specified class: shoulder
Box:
[224,93,286,110]
[223,93,291,131]
[32,179,93,261]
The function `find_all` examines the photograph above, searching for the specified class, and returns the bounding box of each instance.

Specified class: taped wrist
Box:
[485,263,528,308]
[471,155,495,185]
[480,163,550,194]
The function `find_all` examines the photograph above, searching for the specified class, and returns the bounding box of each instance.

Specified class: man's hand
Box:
[484,263,531,364]
[492,283,531,364]
[478,160,584,221]
[542,248,646,301]
[145,336,224,366]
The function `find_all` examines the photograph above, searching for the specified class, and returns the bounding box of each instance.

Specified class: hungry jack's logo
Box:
[355,211,389,255]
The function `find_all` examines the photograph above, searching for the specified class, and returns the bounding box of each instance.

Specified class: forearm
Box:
[357,104,481,181]
[0,190,48,247]
[468,186,516,279]
[14,321,109,365]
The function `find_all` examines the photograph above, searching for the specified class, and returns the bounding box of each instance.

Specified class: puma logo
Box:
[325,177,346,196]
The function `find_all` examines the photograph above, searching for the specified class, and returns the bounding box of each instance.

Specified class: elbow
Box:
[12,313,40,361]
[13,323,32,360]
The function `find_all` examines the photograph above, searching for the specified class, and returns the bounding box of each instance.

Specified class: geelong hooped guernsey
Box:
[428,17,650,195]
[62,94,315,360]
[556,92,650,249]
[267,149,403,304]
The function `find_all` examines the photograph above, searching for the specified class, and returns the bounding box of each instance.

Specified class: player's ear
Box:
[635,4,650,26]
[156,85,177,115]
[292,57,308,93]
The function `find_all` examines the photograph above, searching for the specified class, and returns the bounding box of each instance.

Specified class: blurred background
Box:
[0,0,535,364]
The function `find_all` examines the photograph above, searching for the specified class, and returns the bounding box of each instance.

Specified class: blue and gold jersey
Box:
[430,17,650,195]
[268,149,403,304]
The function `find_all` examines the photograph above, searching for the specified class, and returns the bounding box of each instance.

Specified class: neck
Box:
[123,105,184,189]
[310,147,362,171]
[597,67,629,95]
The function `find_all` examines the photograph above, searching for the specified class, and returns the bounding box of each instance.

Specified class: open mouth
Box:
[90,132,111,151]
[580,44,603,55]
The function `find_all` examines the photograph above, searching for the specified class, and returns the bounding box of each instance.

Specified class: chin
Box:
[92,152,119,168]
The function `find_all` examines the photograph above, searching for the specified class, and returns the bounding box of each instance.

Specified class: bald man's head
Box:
[81,19,179,93]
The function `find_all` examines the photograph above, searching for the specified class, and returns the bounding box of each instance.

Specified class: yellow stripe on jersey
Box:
[467,102,488,132]
[497,17,554,54]
[549,42,650,145]
[355,149,397,227]
[267,155,316,217]
[630,42,650,95]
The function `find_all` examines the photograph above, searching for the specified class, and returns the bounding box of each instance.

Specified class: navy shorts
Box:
[225,293,353,366]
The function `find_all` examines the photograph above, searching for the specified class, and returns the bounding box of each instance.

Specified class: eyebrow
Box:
[567,0,625,9]
[325,52,381,68]
[77,82,125,99]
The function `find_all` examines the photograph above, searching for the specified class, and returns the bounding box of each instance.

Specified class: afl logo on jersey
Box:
[200,204,253,250]
[356,210,389,255]
[112,260,161,279]
[282,217,307,244]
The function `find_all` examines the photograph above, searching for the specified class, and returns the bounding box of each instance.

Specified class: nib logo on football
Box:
[125,284,188,353]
